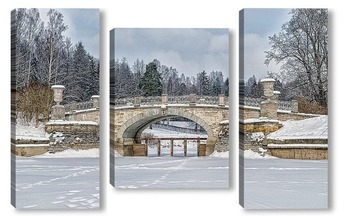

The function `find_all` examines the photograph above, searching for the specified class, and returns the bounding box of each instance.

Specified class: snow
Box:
[15,121,50,141]
[35,149,100,158]
[114,156,228,188]
[220,119,229,124]
[14,157,99,209]
[260,78,275,82]
[142,127,208,139]
[242,158,328,209]
[46,120,98,125]
[51,85,65,89]
[241,118,280,124]
[267,116,328,140]
[210,150,229,158]
[15,144,49,147]
[243,149,277,159]
[268,144,328,149]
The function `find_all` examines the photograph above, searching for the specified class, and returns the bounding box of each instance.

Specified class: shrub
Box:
[297,96,328,115]
[17,82,54,127]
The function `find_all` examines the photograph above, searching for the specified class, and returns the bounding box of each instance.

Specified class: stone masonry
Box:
[111,105,229,156]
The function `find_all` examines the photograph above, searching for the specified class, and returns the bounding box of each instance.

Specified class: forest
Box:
[14,8,99,125]
[14,8,99,104]
[112,58,229,99]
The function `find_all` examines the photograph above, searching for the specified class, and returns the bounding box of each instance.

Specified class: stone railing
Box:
[114,94,229,107]
[243,97,298,112]
[65,95,100,112]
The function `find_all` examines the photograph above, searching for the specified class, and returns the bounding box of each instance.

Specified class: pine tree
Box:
[197,70,210,96]
[139,61,163,96]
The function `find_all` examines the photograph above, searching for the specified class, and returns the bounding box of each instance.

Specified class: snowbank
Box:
[243,149,277,159]
[240,118,280,124]
[35,148,99,158]
[267,115,328,140]
[15,121,50,141]
[46,120,98,126]
[210,151,229,158]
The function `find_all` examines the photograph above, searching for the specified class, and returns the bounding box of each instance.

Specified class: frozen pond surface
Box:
[242,158,328,209]
[14,157,99,209]
[114,156,229,189]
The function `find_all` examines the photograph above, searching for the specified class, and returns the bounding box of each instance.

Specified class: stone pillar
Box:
[134,97,141,107]
[260,100,278,119]
[161,94,168,105]
[260,78,277,119]
[91,95,99,108]
[51,85,65,121]
[291,99,298,113]
[189,94,196,106]
[218,94,225,106]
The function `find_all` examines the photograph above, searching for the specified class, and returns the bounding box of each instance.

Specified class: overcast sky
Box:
[39,9,99,58]
[243,8,291,81]
[113,28,229,78]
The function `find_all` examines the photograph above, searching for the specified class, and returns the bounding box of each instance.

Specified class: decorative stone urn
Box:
[51,85,65,120]
[260,78,275,99]
[91,95,100,108]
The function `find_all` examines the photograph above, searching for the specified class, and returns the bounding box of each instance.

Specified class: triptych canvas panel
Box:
[11,8,100,209]
[239,8,328,209]
[10,7,328,210]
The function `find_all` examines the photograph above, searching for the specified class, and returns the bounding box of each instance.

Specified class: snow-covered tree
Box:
[139,61,163,96]
[265,9,328,106]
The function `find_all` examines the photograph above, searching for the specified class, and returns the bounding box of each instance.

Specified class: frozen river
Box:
[114,156,229,189]
[13,157,99,209]
[242,158,328,209]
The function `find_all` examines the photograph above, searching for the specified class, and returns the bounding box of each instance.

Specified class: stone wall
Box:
[65,109,99,123]
[269,148,328,160]
[12,137,50,157]
[45,121,99,153]
[239,106,319,121]
[215,122,229,152]
[11,144,49,156]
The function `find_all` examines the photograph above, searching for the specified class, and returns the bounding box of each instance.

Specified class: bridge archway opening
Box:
[120,110,213,157]
[140,116,208,157]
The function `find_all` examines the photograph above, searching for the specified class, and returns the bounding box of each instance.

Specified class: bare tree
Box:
[265,9,328,106]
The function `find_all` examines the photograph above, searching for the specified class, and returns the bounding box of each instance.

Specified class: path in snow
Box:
[14,157,99,209]
[114,156,229,189]
[242,158,328,209]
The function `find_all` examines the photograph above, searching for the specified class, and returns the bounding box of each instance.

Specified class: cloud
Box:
[243,33,281,81]
[39,9,99,58]
[114,28,229,78]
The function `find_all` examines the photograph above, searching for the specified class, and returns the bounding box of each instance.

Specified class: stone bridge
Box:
[110,94,229,156]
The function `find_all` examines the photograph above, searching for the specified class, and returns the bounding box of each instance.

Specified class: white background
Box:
[0,0,346,215]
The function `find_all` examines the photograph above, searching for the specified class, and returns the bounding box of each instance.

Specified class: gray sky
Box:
[243,8,291,81]
[113,28,229,78]
[39,9,99,58]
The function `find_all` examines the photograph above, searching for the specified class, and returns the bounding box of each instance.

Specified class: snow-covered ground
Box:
[115,127,228,188]
[242,150,328,209]
[115,156,229,189]
[13,119,100,209]
[14,156,99,209]
[15,120,49,141]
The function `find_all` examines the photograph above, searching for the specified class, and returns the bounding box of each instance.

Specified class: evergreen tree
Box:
[197,70,210,96]
[211,76,222,96]
[139,61,163,96]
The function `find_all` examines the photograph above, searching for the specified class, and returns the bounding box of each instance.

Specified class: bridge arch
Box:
[120,108,213,141]
[111,105,228,156]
